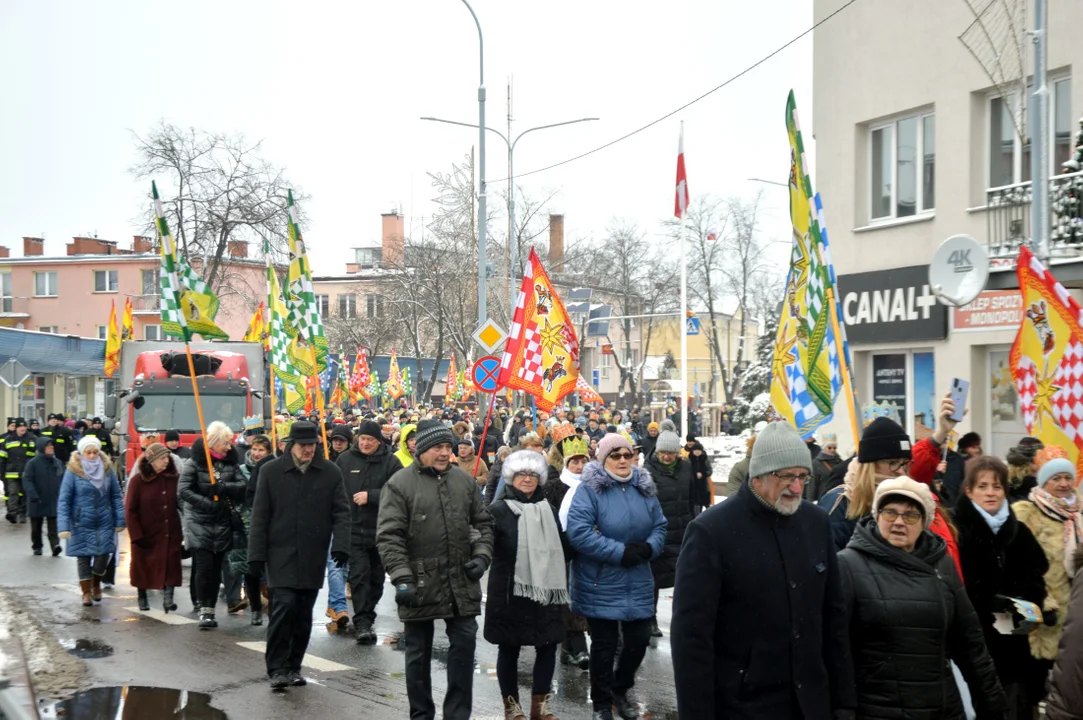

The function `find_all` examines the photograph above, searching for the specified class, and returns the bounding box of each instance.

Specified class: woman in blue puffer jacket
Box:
[57,435,125,608]
[566,434,667,720]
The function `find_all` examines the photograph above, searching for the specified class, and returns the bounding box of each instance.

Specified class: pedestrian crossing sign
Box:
[686,317,700,335]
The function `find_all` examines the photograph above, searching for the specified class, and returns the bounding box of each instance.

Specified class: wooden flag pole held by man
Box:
[152,180,218,500]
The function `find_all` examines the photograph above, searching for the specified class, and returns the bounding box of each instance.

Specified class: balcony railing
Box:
[130,294,161,313]
[986,171,1083,257]
[0,296,31,316]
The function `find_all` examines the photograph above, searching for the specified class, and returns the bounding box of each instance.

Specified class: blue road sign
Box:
[472,355,504,392]
[592,369,600,387]
[686,316,701,335]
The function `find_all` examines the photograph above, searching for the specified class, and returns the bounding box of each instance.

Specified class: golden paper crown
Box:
[560,436,589,459]
[550,423,576,444]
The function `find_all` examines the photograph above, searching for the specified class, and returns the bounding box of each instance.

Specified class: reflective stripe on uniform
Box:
[4,473,18,479]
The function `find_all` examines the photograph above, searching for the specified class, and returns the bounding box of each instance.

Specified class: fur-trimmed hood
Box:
[137,453,179,482]
[580,460,656,497]
[67,452,114,478]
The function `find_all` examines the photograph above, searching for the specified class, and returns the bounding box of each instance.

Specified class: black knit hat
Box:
[957,432,982,452]
[413,418,454,456]
[857,417,912,463]
[164,429,181,443]
[14,418,26,428]
[357,420,383,442]
[330,424,353,443]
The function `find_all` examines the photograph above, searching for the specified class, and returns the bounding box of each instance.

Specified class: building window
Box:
[94,269,118,293]
[870,112,935,221]
[989,77,1072,188]
[144,325,161,341]
[141,268,159,296]
[338,294,357,319]
[366,294,385,319]
[315,294,329,319]
[0,272,10,313]
[96,325,109,340]
[38,326,59,334]
[355,247,382,267]
[34,271,58,297]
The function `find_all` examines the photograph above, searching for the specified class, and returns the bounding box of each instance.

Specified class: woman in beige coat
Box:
[1013,456,1083,669]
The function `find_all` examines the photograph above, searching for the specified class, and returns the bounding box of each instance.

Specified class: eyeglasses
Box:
[514,472,541,482]
[772,472,810,484]
[878,508,923,525]
[608,451,635,461]
[881,459,911,473]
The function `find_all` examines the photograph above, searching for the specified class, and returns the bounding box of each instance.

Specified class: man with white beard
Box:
[670,421,856,720]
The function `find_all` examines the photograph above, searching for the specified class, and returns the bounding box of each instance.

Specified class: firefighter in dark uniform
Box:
[40,413,74,464]
[2,418,37,523]
[89,417,115,458]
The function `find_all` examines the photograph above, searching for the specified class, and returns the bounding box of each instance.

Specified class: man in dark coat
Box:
[328,423,352,462]
[23,436,63,555]
[645,424,695,638]
[164,429,191,460]
[248,421,352,690]
[40,414,74,464]
[376,419,493,720]
[671,421,856,720]
[89,417,114,457]
[807,433,843,502]
[336,420,402,644]
[1,418,36,523]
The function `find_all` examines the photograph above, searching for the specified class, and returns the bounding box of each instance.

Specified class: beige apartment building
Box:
[813,0,1083,456]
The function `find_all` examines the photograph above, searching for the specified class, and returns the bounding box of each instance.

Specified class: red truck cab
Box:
[119,350,259,475]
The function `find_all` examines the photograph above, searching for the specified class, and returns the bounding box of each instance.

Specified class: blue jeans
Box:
[326,551,347,613]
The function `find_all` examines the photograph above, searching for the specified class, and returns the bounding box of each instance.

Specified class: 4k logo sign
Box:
[948,249,973,273]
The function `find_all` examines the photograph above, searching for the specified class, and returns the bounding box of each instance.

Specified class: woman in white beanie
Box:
[56,435,125,607]
[838,477,1006,718]
[1013,454,1083,670]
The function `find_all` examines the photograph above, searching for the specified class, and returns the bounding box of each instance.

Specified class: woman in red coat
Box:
[124,443,183,612]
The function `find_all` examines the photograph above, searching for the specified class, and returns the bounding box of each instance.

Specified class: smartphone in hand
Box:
[948,378,969,423]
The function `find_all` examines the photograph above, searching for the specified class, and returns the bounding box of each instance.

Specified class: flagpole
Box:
[264,250,277,451]
[309,345,330,451]
[679,126,689,440]
[184,344,219,501]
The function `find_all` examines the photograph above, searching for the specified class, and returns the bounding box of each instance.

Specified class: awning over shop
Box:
[0,327,105,376]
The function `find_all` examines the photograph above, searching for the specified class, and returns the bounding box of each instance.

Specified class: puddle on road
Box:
[42,686,228,719]
[377,632,404,651]
[60,638,114,658]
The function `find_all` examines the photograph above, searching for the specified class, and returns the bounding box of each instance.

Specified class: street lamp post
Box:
[460,0,487,338]
[420,115,598,318]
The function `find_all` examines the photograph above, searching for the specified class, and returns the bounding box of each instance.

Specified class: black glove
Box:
[331,551,349,569]
[464,556,489,581]
[620,542,652,567]
[248,561,265,580]
[395,582,418,607]
[1043,608,1059,627]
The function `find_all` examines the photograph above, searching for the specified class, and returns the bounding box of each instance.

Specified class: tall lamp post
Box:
[421,115,598,317]
[459,0,488,338]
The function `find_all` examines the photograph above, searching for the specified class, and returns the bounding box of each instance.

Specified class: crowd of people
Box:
[9,392,1083,720]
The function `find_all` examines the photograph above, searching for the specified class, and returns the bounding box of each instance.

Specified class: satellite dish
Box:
[929,234,989,307]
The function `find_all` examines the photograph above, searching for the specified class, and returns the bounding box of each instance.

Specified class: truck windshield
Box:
[133,394,245,434]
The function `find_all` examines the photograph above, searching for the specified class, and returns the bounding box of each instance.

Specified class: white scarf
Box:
[504,497,569,606]
[558,467,581,531]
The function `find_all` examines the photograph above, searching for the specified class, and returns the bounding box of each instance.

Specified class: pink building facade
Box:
[0,235,265,341]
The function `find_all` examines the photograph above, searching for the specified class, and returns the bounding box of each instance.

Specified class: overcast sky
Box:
[0,0,815,278]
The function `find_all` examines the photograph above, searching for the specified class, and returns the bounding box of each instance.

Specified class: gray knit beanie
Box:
[654,419,682,454]
[748,421,812,479]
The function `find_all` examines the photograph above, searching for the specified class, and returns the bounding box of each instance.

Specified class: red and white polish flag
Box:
[674,122,689,219]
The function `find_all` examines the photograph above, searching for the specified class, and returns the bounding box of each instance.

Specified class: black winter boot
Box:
[163,587,177,613]
[137,589,150,611]
[198,610,217,630]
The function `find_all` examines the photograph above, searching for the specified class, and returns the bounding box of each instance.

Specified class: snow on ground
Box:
[699,433,751,503]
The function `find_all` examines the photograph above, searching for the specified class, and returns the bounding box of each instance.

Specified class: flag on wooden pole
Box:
[121,298,134,341]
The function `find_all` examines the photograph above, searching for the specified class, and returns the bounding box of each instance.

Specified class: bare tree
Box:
[679,193,782,403]
[588,220,678,405]
[129,121,308,302]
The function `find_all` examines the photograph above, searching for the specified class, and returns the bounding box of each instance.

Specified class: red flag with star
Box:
[498,247,581,411]
[1011,246,1083,484]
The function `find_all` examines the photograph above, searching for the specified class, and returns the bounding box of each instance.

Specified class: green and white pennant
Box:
[284,190,328,374]
[152,181,229,341]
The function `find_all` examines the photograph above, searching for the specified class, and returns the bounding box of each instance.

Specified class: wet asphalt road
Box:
[0,521,681,719]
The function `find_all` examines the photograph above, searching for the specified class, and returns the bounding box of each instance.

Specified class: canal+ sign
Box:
[837,264,948,344]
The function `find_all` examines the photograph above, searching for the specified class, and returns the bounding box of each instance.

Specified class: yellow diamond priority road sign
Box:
[473,319,507,353]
